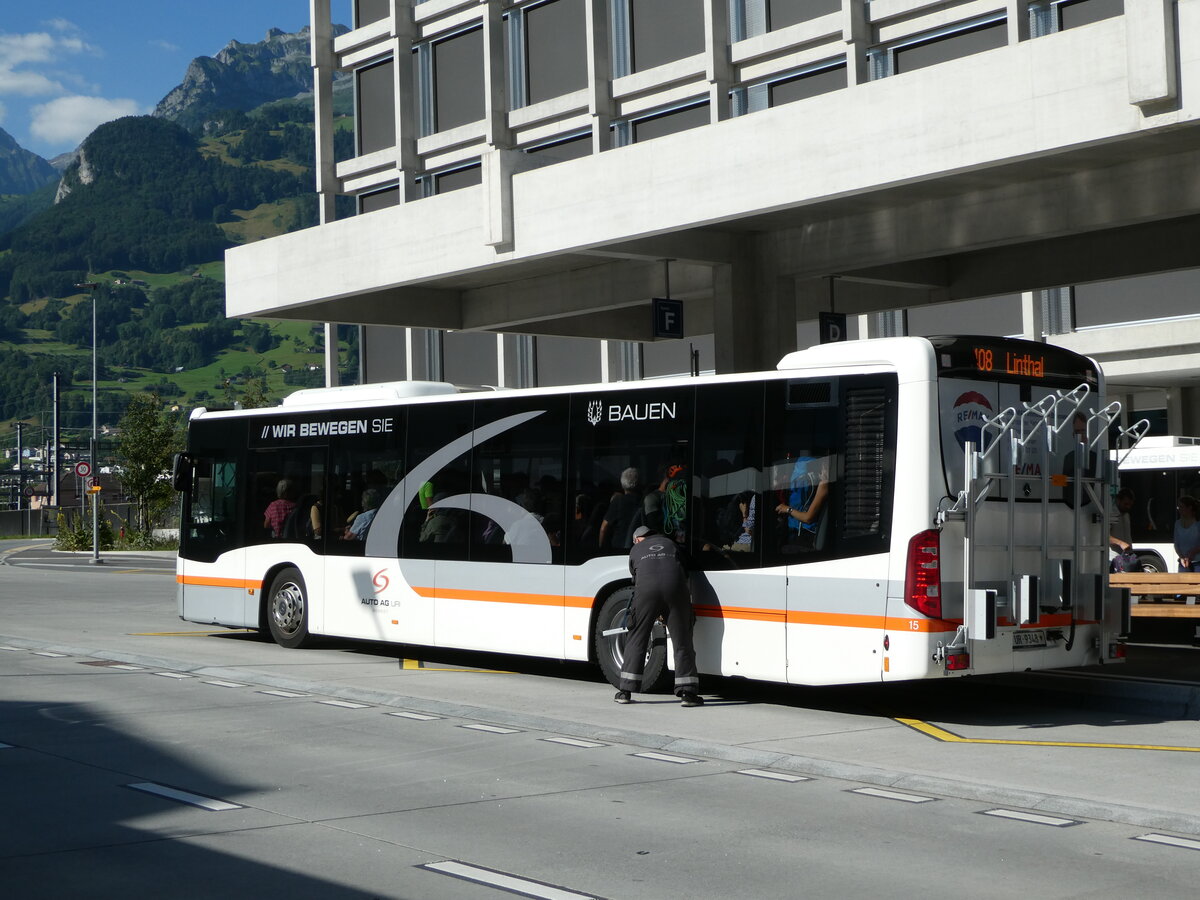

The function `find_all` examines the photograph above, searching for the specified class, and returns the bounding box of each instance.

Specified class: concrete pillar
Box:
[585,0,613,154]
[1126,0,1179,108]
[712,261,796,374]
[705,0,733,123]
[1020,291,1043,342]
[309,0,337,226]
[842,0,871,86]
[393,0,420,198]
[1005,0,1030,45]
[1168,386,1200,435]
[482,0,511,149]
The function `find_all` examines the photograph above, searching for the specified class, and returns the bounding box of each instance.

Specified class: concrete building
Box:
[227,0,1200,432]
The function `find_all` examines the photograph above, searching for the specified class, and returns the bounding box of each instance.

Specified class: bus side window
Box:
[691,382,764,570]
[404,402,474,562]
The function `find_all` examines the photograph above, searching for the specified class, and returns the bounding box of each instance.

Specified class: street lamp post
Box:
[75,282,103,565]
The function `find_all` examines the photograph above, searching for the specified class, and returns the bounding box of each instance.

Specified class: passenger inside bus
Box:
[599,467,642,550]
[263,479,297,539]
[775,453,830,552]
[343,488,382,541]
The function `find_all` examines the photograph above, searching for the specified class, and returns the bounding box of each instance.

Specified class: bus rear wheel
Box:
[267,567,312,649]
[594,587,670,693]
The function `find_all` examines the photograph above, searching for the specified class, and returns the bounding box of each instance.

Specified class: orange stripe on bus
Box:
[694,604,785,623]
[412,586,592,608]
[177,575,260,589]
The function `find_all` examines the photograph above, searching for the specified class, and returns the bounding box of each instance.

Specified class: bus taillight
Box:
[905,529,942,619]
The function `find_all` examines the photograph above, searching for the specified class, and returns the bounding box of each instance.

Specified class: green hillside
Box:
[0,102,357,459]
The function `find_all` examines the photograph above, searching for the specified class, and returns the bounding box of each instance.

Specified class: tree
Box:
[117,393,183,534]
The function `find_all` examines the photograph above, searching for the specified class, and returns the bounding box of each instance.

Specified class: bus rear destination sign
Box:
[973,347,1045,378]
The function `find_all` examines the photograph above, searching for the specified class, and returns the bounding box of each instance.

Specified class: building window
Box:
[356,58,395,155]
[873,18,1007,78]
[521,0,588,106]
[359,186,400,214]
[767,0,840,30]
[433,27,484,132]
[526,132,592,161]
[631,102,709,143]
[417,163,483,197]
[623,0,705,74]
[735,0,839,39]
[1033,0,1124,35]
[354,0,390,28]
[733,62,845,115]
[768,63,845,106]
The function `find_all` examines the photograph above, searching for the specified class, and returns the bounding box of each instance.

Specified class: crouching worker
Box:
[614,525,703,707]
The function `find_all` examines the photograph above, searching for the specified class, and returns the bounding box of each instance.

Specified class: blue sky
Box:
[0,2,345,158]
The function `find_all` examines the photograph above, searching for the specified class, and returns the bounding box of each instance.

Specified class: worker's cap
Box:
[632,526,652,539]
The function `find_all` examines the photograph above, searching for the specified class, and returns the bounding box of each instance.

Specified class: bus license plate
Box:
[1012,631,1047,649]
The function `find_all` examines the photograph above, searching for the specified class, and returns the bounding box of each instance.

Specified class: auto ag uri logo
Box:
[372,569,390,592]
[587,400,603,426]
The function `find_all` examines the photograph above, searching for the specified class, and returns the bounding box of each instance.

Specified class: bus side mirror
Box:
[171,453,193,492]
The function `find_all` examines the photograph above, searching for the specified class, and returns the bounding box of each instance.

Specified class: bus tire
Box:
[266,567,312,649]
[1137,553,1166,574]
[593,587,670,693]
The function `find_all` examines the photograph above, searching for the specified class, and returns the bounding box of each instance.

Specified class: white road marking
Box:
[0,742,12,749]
[0,646,20,651]
[318,700,370,709]
[258,689,308,698]
[420,860,599,900]
[632,751,700,765]
[981,809,1080,827]
[460,723,521,734]
[737,769,810,783]
[204,680,247,688]
[109,664,144,671]
[153,672,194,679]
[127,782,241,811]
[850,787,936,803]
[1135,833,1200,852]
[387,711,441,721]
[541,737,606,749]
[32,651,68,658]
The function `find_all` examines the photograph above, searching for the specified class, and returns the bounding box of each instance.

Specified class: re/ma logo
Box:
[587,400,677,426]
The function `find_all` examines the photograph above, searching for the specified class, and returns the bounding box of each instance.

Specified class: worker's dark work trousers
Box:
[617,587,699,695]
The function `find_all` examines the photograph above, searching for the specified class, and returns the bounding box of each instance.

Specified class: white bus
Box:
[1116,436,1200,573]
[173,335,1127,689]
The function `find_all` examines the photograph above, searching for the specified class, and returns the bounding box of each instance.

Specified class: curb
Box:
[3,631,1200,838]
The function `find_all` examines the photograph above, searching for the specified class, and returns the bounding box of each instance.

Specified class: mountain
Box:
[154,26,350,132]
[2,115,310,300]
[0,26,361,441]
[0,127,57,195]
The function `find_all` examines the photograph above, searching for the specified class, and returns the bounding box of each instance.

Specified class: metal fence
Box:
[0,504,136,538]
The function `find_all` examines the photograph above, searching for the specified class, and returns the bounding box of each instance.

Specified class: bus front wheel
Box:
[267,567,312,649]
[593,587,670,693]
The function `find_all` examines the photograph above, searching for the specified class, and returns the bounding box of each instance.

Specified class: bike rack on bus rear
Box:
[935,384,1127,663]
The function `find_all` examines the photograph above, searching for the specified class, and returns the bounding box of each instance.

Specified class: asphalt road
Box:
[2,546,1199,898]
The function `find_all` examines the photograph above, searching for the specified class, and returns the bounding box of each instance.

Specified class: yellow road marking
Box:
[896,717,1200,753]
[131,630,255,636]
[401,658,514,674]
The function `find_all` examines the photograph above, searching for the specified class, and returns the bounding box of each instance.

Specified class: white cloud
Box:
[29,95,146,147]
[150,39,181,53]
[45,18,82,34]
[0,30,93,98]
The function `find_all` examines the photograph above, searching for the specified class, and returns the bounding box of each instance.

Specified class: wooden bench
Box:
[1108,573,1200,618]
